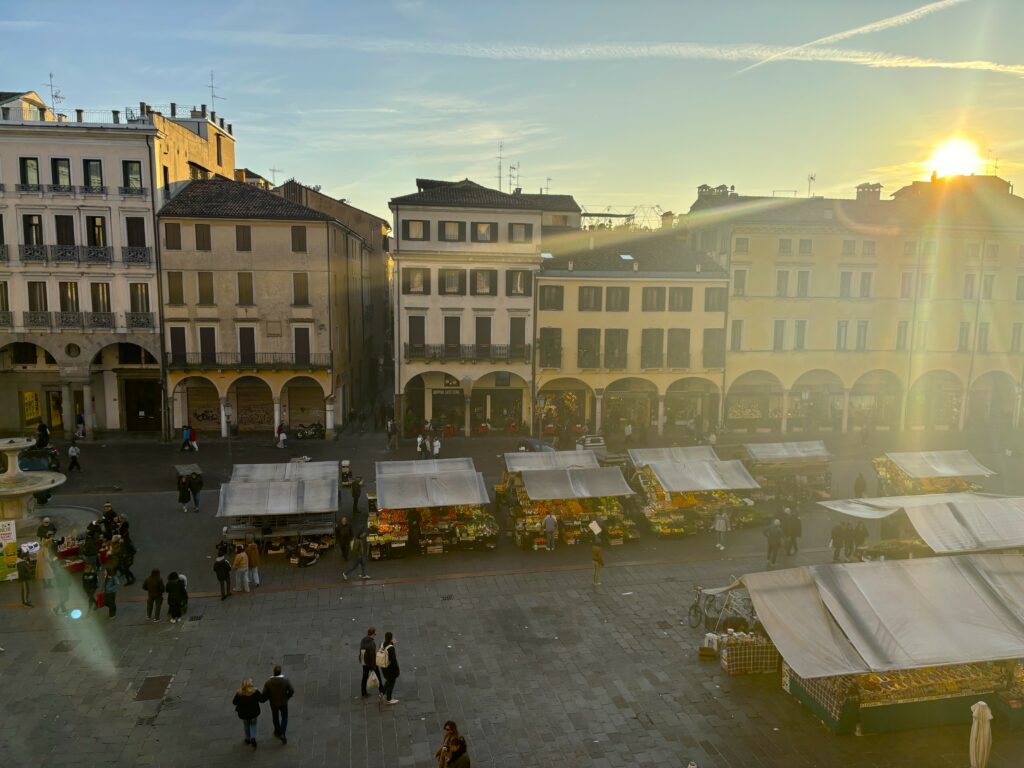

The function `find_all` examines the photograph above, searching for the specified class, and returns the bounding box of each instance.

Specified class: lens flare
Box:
[926,137,983,178]
[69,609,83,619]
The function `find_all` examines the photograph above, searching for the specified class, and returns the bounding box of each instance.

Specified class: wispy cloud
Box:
[735,0,972,75]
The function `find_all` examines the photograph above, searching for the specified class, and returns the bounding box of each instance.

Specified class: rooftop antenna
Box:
[208,70,227,107]
[496,142,504,192]
[807,173,816,197]
[544,177,552,194]
[268,167,283,185]
[508,162,520,192]
[45,72,64,115]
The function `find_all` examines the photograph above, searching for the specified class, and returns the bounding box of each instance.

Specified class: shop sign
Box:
[433,388,464,396]
[0,520,17,582]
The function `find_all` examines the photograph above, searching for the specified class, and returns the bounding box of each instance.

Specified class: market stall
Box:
[496,450,598,522]
[627,446,719,468]
[873,450,995,496]
[372,460,496,558]
[231,461,338,482]
[743,441,832,503]
[635,459,760,537]
[216,478,338,547]
[740,555,1024,734]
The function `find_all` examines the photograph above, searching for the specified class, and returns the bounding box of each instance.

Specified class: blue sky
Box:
[2,0,1023,220]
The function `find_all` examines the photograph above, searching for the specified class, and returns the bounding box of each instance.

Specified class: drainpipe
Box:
[903,233,924,431]
[961,236,985,430]
[719,227,732,431]
[394,204,403,436]
[530,265,538,437]
[147,134,171,442]
[326,222,336,438]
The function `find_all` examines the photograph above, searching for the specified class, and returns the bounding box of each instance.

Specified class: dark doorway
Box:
[124,379,161,431]
[475,316,491,359]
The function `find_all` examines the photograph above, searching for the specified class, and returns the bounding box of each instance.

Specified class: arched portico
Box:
[280,375,331,433]
[788,369,844,433]
[227,376,275,433]
[471,371,529,434]
[726,371,784,431]
[0,342,60,433]
[907,370,963,429]
[537,377,596,438]
[968,371,1016,428]
[850,369,903,430]
[664,377,720,437]
[604,377,658,439]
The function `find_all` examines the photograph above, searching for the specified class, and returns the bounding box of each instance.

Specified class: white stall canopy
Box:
[231,461,338,482]
[745,441,831,462]
[504,451,599,472]
[376,458,476,475]
[647,460,759,493]
[884,450,995,478]
[627,447,718,467]
[818,492,997,520]
[216,478,339,517]
[375,470,490,510]
[520,468,635,500]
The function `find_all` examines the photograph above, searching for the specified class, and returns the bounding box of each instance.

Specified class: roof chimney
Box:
[856,183,882,202]
[661,211,674,229]
[201,104,208,117]
[112,110,120,123]
[170,102,177,117]
[513,187,522,195]
[75,109,83,123]
[139,101,147,116]
[227,123,233,135]
[219,117,225,128]
[210,110,216,123]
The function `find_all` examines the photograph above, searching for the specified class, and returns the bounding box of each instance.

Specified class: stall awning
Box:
[745,441,831,462]
[818,492,996,519]
[376,458,476,475]
[216,478,339,517]
[520,467,634,500]
[375,470,490,509]
[627,447,718,467]
[884,450,995,478]
[504,451,599,472]
[647,460,759,493]
[175,464,202,476]
[906,497,1024,553]
[231,461,337,482]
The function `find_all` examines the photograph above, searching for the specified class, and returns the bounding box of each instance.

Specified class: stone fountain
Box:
[0,437,66,521]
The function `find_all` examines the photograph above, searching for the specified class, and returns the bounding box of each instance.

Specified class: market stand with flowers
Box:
[873,450,994,496]
[741,441,832,503]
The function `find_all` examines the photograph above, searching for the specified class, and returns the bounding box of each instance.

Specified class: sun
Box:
[926,137,983,178]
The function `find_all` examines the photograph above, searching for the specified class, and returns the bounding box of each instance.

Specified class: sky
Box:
[2,0,1023,222]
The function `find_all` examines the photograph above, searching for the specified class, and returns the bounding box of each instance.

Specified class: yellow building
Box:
[684,176,1024,433]
[535,228,728,439]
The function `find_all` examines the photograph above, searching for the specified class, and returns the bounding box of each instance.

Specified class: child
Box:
[68,440,82,472]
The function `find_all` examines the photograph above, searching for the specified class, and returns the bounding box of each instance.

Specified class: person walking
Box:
[166,572,187,623]
[82,564,99,611]
[118,535,136,585]
[81,529,99,572]
[764,519,783,567]
[180,424,192,452]
[447,736,471,768]
[379,631,400,704]
[853,472,867,499]
[76,412,86,439]
[435,721,460,768]
[276,424,288,449]
[214,551,232,599]
[785,508,802,555]
[543,512,558,551]
[177,474,192,513]
[350,477,363,515]
[67,440,82,472]
[343,531,370,580]
[592,537,604,586]
[188,472,203,512]
[842,521,857,560]
[102,567,121,618]
[432,436,441,459]
[337,517,353,561]
[143,569,165,622]
[35,537,55,588]
[262,665,295,744]
[359,627,384,697]
[188,427,199,452]
[16,550,33,607]
[232,545,250,593]
[831,521,846,562]
[232,678,262,749]
[713,510,730,551]
[387,419,397,451]
[245,540,261,588]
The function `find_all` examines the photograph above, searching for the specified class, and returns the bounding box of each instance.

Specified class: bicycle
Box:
[687,584,727,628]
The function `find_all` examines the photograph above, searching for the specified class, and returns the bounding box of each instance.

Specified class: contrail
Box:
[735,0,972,74]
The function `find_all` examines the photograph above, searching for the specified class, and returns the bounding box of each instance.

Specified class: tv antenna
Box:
[807,173,816,197]
[45,72,64,115]
[496,142,504,192]
[508,162,520,191]
[544,177,552,194]
[268,167,283,185]
[209,70,227,106]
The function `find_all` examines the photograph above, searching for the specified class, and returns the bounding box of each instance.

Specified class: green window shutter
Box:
[470,270,479,296]
[505,270,514,296]
[458,270,467,295]
[423,270,431,295]
[522,271,532,297]
[458,222,466,242]
[488,269,497,295]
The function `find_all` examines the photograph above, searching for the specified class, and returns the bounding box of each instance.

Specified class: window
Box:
[90,282,110,312]
[197,272,215,305]
[862,240,876,256]
[733,269,747,297]
[0,282,7,312]
[794,320,807,351]
[963,273,976,300]
[836,320,848,351]
[474,316,491,356]
[839,271,852,298]
[605,287,629,311]
[900,272,914,299]
[402,268,430,295]
[168,327,187,362]
[538,285,563,310]
[167,272,184,304]
[193,223,211,251]
[773,319,785,351]
[237,272,254,305]
[923,241,937,257]
[903,241,916,256]
[86,216,107,247]
[539,327,562,367]
[290,225,306,253]
[604,329,628,368]
[982,274,994,300]
[985,243,999,259]
[798,238,812,255]
[126,217,146,248]
[27,281,48,311]
[164,222,181,250]
[215,134,223,166]
[506,270,531,297]
[856,321,868,351]
[642,287,666,311]
[51,158,71,187]
[550,214,569,226]
[641,329,664,368]
[978,322,989,352]
[59,282,79,312]
[734,237,748,254]
[703,328,725,367]
[54,215,75,246]
[1012,323,1023,354]
[578,328,600,368]
[407,315,425,354]
[704,287,726,311]
[82,159,103,188]
[239,326,256,364]
[795,270,810,298]
[469,269,495,296]
[235,225,251,251]
[402,220,429,241]
[508,223,533,243]
[199,326,217,363]
[919,273,933,298]
[440,269,466,295]
[730,319,743,352]
[896,321,909,351]
[669,287,693,311]
[958,322,971,351]
[778,238,792,255]
[842,240,855,256]
[129,283,150,313]
[471,222,496,242]
[19,157,40,186]
[292,272,309,305]
[915,321,929,350]
[578,286,602,311]
[667,329,690,367]
[122,160,142,190]
[23,214,43,245]
[859,272,872,298]
[776,270,789,298]
[440,221,465,242]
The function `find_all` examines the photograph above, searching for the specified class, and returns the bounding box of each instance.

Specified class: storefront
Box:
[872,450,994,496]
[430,388,465,431]
[743,441,833,503]
[604,379,658,434]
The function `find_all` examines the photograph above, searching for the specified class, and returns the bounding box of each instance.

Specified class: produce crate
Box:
[719,635,780,675]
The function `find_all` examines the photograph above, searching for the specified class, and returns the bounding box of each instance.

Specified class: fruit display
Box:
[635,466,751,537]
[369,504,499,557]
[856,662,1014,706]
[872,457,980,496]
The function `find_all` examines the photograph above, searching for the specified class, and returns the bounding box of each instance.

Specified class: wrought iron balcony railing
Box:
[121,246,151,265]
[84,246,112,264]
[57,311,84,329]
[404,342,531,363]
[51,244,80,263]
[0,244,7,261]
[23,311,50,329]
[126,311,155,329]
[166,352,333,370]
[79,185,106,195]
[48,184,74,195]
[20,244,47,262]
[0,310,12,327]
[15,183,42,193]
[118,186,147,196]
[85,311,115,329]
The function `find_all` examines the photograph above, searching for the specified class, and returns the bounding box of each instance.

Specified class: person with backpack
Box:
[166,571,187,623]
[343,530,370,580]
[214,551,232,599]
[180,424,192,452]
[16,550,33,607]
[378,631,400,704]
[359,627,383,697]
[143,569,165,622]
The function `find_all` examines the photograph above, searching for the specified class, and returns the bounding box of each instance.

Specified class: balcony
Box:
[56,311,84,329]
[121,246,151,265]
[84,246,112,264]
[51,244,80,263]
[125,311,155,329]
[86,312,115,329]
[48,184,74,195]
[20,244,47,262]
[23,311,50,329]
[404,343,531,363]
[118,186,147,197]
[15,183,42,193]
[0,311,12,327]
[79,185,107,195]
[166,352,333,370]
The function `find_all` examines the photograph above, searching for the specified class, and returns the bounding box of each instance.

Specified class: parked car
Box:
[0,444,61,473]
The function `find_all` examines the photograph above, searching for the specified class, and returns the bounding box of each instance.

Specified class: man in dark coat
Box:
[337,517,353,560]
[262,665,295,744]
[831,522,846,562]
[381,631,400,704]
[853,472,867,499]
[359,627,383,697]
[763,519,783,566]
[188,472,204,512]
[350,477,363,514]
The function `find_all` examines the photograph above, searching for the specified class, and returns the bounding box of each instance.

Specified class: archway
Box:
[281,375,328,430]
[789,369,844,431]
[604,377,658,438]
[968,371,1017,428]
[471,371,529,434]
[174,375,221,434]
[0,342,59,432]
[907,370,963,429]
[227,376,274,433]
[401,370,462,437]
[537,377,595,438]
[726,371,784,430]
[90,342,161,431]
[850,370,902,430]
[664,377,720,437]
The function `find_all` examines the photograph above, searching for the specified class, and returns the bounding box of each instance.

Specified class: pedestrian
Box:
[118,535,136,585]
[188,426,199,452]
[53,563,71,616]
[82,529,99,572]
[785,508,802,555]
[854,521,868,552]
[76,412,86,439]
[36,516,57,540]
[276,424,287,449]
[359,626,384,697]
[214,551,232,599]
[337,516,353,560]
[435,721,460,768]
[831,521,846,562]
[177,474,192,513]
[82,564,99,611]
[842,521,857,559]
[67,440,82,472]
[262,665,295,744]
[143,568,165,622]
[188,472,203,512]
[232,545,250,593]
[379,631,400,704]
[351,477,363,514]
[35,421,49,448]
[232,678,262,749]
[764,519,783,566]
[432,436,441,458]
[592,537,604,586]
[16,549,33,607]
[853,472,867,499]
[102,567,121,618]
[245,540,261,588]
[447,736,471,768]
[101,502,116,538]
[416,433,424,458]
[713,510,730,551]
[166,571,187,623]
[387,419,397,451]
[543,511,558,551]
[343,531,370,580]
[180,424,192,452]
[35,537,55,588]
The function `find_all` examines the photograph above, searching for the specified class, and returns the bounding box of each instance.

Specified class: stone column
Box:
[325,398,335,433]
[172,389,183,431]
[220,399,229,438]
[594,393,603,433]
[898,388,908,432]
[273,398,282,431]
[61,383,74,439]
[780,389,790,434]
[83,382,94,438]
[657,394,666,436]
[841,388,851,433]
[463,393,472,438]
[958,389,969,431]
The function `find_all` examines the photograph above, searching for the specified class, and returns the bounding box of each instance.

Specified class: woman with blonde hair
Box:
[232,677,263,749]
